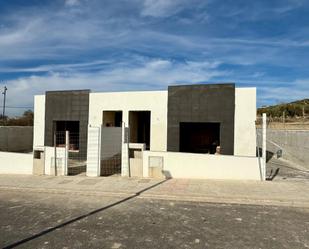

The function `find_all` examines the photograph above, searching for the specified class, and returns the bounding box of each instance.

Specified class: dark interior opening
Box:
[179,122,220,154]
[54,121,80,150]
[103,111,122,127]
[129,111,151,149]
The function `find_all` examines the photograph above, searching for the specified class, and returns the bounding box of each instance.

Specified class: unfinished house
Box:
[33,83,260,180]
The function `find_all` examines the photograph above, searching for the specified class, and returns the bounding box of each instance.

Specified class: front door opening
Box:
[54,120,86,175]
[54,121,80,151]
[129,111,151,149]
[179,122,220,154]
[101,111,123,176]
[103,111,122,127]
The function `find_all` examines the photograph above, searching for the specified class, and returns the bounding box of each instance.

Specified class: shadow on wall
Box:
[257,147,274,162]
[256,129,309,170]
[266,168,280,181]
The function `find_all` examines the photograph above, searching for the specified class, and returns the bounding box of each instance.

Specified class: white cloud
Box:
[141,0,189,17]
[65,0,80,7]
[0,60,112,73]
[258,79,309,105]
[0,58,225,116]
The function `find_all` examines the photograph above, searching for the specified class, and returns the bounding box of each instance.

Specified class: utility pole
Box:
[2,86,7,125]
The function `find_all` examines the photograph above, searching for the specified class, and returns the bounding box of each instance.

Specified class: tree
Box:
[5,110,34,126]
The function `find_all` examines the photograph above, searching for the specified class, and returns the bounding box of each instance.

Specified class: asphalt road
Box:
[0,190,308,249]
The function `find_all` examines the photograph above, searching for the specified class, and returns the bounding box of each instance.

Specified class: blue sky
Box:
[0,0,309,116]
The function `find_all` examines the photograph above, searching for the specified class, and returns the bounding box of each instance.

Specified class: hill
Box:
[257,99,309,118]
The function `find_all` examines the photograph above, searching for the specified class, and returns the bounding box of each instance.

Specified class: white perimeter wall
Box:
[44,147,67,176]
[89,91,168,151]
[234,88,256,156]
[0,152,33,174]
[33,95,46,148]
[143,151,261,181]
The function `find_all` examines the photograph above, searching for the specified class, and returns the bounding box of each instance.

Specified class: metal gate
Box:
[100,127,122,176]
[67,132,87,175]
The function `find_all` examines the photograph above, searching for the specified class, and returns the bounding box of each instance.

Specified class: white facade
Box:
[33,95,45,148]
[88,91,168,151]
[234,88,257,156]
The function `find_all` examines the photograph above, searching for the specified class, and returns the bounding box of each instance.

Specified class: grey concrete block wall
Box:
[167,84,235,155]
[101,127,122,159]
[0,126,33,152]
[257,129,309,169]
[44,90,90,159]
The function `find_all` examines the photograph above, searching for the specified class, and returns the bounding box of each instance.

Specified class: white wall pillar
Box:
[262,113,267,181]
[86,125,101,177]
[121,121,129,176]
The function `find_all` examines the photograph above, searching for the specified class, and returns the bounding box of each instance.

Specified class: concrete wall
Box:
[33,95,45,148]
[0,152,33,174]
[257,129,309,169]
[101,127,122,158]
[0,126,33,152]
[89,91,168,151]
[143,151,261,180]
[234,88,256,157]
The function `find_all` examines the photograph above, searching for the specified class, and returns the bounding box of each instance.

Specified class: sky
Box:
[0,0,309,116]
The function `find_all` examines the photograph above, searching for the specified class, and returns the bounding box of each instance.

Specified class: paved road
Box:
[1,189,308,249]
[1,175,309,208]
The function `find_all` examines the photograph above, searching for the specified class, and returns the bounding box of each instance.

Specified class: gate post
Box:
[64,131,69,176]
[86,125,101,177]
[262,113,267,181]
[121,122,129,177]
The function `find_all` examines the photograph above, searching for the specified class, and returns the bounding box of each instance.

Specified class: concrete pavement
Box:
[0,174,308,208]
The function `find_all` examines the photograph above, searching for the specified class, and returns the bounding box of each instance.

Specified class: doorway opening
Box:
[103,111,122,127]
[54,121,80,151]
[129,111,151,149]
[179,122,220,154]
[101,111,123,176]
[54,120,86,175]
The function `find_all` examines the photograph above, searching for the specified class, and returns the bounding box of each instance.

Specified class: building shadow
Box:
[257,147,274,162]
[3,177,171,249]
[266,168,280,181]
[162,170,172,179]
